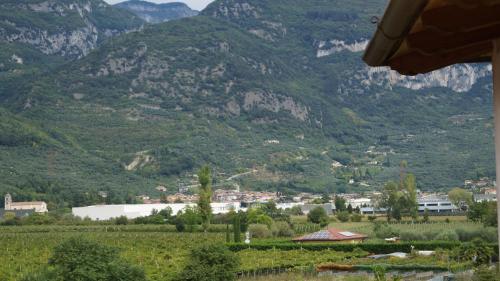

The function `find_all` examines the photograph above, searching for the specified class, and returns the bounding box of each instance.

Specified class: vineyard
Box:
[0,231,227,281]
[0,223,485,281]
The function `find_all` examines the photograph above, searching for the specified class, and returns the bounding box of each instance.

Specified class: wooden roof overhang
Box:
[363,0,500,75]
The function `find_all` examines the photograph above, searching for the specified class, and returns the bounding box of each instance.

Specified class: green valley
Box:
[0,0,496,206]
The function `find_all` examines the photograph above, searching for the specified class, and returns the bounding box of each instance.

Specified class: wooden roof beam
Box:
[407,23,500,55]
[389,41,492,75]
[421,3,500,32]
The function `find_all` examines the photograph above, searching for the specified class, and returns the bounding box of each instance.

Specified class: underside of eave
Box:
[364,0,500,75]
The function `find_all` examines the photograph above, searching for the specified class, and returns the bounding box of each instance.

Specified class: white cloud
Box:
[105,0,214,11]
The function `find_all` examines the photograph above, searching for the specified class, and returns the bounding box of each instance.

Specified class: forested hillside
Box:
[0,0,495,207]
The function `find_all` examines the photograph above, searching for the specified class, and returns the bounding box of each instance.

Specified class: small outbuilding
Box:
[293,228,367,244]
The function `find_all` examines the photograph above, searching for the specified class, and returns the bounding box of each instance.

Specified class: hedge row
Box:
[227,241,499,255]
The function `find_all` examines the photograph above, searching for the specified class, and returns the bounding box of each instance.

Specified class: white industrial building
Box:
[360,195,459,215]
[72,202,241,221]
[417,195,458,213]
[346,198,373,209]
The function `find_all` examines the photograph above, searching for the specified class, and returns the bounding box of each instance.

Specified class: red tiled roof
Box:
[293,228,367,242]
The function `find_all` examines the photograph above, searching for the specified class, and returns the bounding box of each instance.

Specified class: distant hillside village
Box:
[67,177,497,221]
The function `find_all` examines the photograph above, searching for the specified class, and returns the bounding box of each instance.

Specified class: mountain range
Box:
[0,0,494,207]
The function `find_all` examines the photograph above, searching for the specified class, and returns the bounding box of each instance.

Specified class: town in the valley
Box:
[4,176,496,221]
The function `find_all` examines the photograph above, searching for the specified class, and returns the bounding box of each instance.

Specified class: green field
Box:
[0,220,489,281]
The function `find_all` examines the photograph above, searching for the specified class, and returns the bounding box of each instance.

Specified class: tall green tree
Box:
[334,196,346,212]
[379,163,418,222]
[307,206,329,226]
[448,188,473,210]
[197,166,212,232]
[403,173,418,220]
[233,215,241,243]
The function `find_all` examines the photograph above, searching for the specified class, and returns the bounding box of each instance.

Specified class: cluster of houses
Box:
[1,176,496,223]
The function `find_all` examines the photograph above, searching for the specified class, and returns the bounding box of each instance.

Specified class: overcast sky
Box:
[104,0,215,11]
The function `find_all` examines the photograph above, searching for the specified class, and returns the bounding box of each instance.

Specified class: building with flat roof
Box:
[72,202,241,221]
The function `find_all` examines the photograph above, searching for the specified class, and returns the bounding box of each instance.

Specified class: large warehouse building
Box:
[72,202,241,221]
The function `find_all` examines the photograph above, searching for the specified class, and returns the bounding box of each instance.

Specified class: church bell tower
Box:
[4,193,12,210]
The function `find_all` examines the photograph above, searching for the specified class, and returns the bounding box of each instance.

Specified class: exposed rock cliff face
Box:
[0,0,143,59]
[115,1,198,23]
[316,38,491,93]
[362,64,491,93]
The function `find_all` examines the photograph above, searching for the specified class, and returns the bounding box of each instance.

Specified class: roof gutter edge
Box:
[363,0,429,67]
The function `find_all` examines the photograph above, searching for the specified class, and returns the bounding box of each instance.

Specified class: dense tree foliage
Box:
[197,166,212,231]
[176,243,239,281]
[467,201,497,227]
[379,163,418,221]
[307,206,329,226]
[0,0,496,206]
[448,188,473,210]
[23,237,145,281]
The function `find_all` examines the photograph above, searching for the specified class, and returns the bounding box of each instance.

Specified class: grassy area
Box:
[0,224,477,281]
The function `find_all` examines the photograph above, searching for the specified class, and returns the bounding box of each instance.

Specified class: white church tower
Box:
[4,193,12,210]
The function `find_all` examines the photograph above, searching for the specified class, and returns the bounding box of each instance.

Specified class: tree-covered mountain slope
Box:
[115,0,198,23]
[0,0,495,207]
[0,0,143,58]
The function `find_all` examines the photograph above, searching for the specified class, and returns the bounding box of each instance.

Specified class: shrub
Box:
[115,216,128,225]
[24,237,146,281]
[435,230,459,241]
[350,213,363,222]
[249,224,272,238]
[176,243,239,281]
[367,216,377,222]
[336,211,350,223]
[373,223,398,239]
[175,218,186,232]
[473,266,500,281]
[452,239,495,266]
[271,221,294,237]
[400,231,425,241]
[456,228,498,243]
[422,230,440,241]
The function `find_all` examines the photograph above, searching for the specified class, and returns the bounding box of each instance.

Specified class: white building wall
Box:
[276,202,304,209]
[346,198,372,208]
[72,202,241,221]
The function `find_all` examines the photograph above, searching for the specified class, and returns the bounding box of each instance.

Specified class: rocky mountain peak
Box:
[0,0,143,59]
[114,0,198,23]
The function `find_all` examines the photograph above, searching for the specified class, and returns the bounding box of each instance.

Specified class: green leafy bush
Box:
[22,237,145,281]
[350,213,363,222]
[176,243,239,281]
[271,221,294,237]
[373,223,399,239]
[249,224,272,238]
[336,211,350,222]
[435,230,459,241]
[455,228,498,243]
